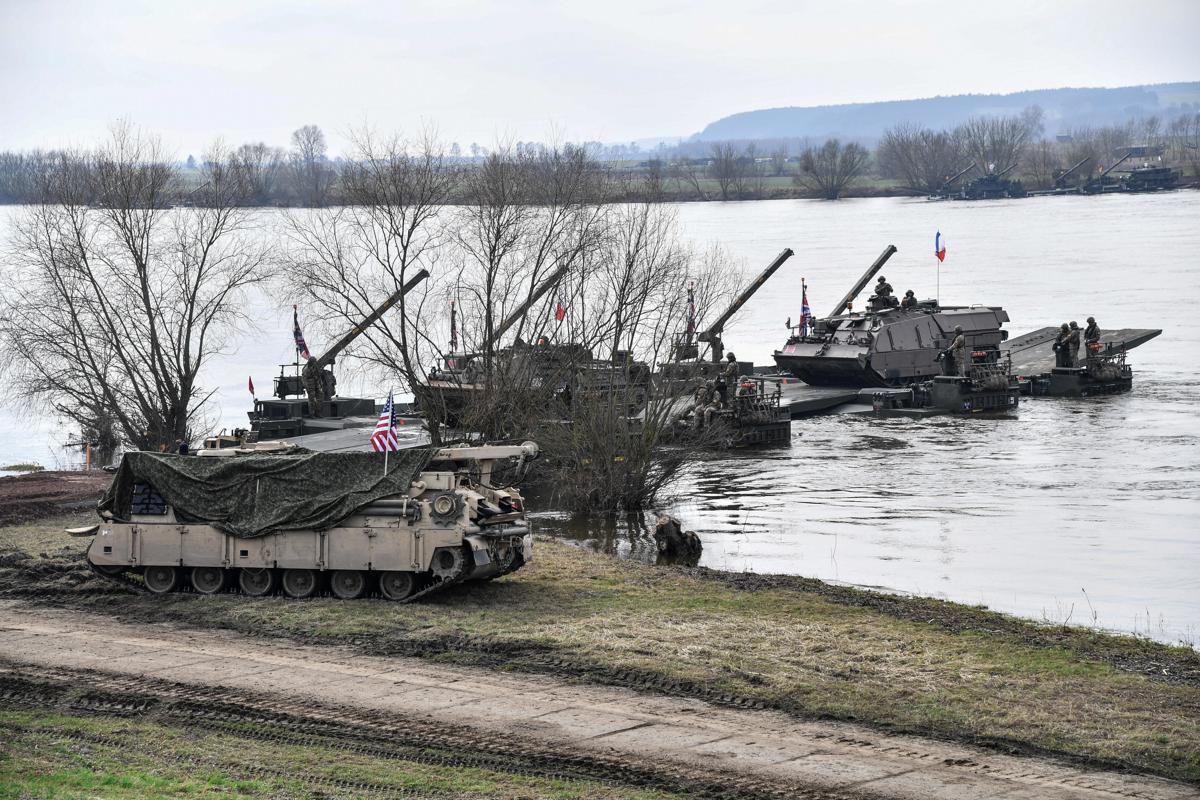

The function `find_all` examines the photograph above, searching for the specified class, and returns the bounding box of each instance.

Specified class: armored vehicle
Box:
[251,270,430,440]
[1122,164,1182,192]
[1004,327,1161,397]
[773,246,1012,388]
[425,262,650,427]
[955,164,1026,200]
[72,441,538,601]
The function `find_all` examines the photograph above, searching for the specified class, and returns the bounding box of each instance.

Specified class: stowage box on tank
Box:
[72,442,539,602]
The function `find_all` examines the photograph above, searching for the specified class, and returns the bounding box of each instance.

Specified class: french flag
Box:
[935,231,947,262]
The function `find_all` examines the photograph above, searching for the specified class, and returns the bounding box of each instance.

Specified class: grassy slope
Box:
[0,711,678,800]
[3,513,1199,783]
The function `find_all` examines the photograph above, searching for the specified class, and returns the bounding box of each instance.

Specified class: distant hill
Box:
[694,82,1200,142]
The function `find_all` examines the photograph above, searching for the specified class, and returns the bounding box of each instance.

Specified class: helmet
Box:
[1087,316,1095,323]
[905,289,914,296]
[726,352,736,361]
[1070,321,1078,328]
[954,325,963,334]
[1061,323,1069,331]
[877,276,886,282]
[307,356,316,364]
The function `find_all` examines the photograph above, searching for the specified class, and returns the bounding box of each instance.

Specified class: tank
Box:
[773,246,1012,388]
[955,164,1026,200]
[71,441,538,602]
[1122,164,1182,192]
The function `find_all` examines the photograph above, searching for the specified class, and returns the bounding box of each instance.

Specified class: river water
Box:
[1,194,1197,645]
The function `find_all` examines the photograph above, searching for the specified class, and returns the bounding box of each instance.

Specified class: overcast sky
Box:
[2,0,1198,156]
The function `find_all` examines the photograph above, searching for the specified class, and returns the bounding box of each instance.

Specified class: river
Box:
[1,193,1197,645]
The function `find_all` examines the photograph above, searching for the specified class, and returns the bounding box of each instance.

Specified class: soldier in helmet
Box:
[1067,321,1081,367]
[949,325,969,376]
[900,289,917,309]
[691,380,713,429]
[1053,323,1070,368]
[875,276,894,298]
[301,356,323,417]
[1084,316,1100,346]
[716,352,739,405]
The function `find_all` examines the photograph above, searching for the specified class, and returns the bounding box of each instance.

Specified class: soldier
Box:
[717,352,739,404]
[950,325,969,376]
[301,357,323,417]
[691,381,713,429]
[1067,321,1081,367]
[321,357,337,401]
[900,290,917,309]
[1052,323,1070,368]
[875,276,894,297]
[1084,316,1100,346]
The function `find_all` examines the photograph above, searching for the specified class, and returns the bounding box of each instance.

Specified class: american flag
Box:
[799,281,812,337]
[293,305,310,360]
[371,391,400,452]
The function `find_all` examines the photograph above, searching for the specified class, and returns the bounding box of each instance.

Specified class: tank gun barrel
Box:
[1098,150,1132,179]
[1056,156,1091,185]
[827,245,898,318]
[488,260,573,349]
[995,163,1018,178]
[944,162,977,186]
[697,248,794,361]
[315,268,430,368]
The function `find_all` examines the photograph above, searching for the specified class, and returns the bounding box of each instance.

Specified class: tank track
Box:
[0,662,819,800]
[84,555,477,603]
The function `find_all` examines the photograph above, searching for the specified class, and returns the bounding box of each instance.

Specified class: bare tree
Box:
[876,124,962,194]
[283,129,453,435]
[671,157,710,201]
[795,138,870,199]
[1023,139,1062,189]
[288,124,336,206]
[709,142,749,200]
[955,114,1034,174]
[0,125,272,451]
[769,145,789,177]
[233,142,285,205]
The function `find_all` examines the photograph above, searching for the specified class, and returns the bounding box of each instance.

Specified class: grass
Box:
[4,512,1200,784]
[0,463,44,472]
[0,709,682,799]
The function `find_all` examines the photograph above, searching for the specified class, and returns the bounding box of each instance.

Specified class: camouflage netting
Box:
[98,448,433,538]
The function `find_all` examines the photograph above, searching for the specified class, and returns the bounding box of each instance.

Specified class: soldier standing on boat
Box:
[1068,322,1081,367]
[1053,324,1070,368]
[875,276,893,298]
[1084,316,1101,346]
[717,352,739,405]
[950,325,969,377]
[691,381,713,429]
[900,290,917,309]
[301,357,323,417]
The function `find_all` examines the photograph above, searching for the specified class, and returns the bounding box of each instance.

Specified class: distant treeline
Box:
[2,110,1198,206]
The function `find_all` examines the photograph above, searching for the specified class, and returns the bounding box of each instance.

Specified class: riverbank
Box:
[2,512,1197,785]
[0,470,110,526]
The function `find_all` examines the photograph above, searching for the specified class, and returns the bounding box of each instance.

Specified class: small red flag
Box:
[248,376,256,396]
[555,297,567,322]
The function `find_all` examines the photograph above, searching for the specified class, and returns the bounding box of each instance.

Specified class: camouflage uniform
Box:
[900,290,917,309]
[1084,317,1100,346]
[1053,324,1070,368]
[691,383,713,429]
[301,357,323,417]
[950,329,969,377]
[875,276,894,297]
[1067,322,1081,367]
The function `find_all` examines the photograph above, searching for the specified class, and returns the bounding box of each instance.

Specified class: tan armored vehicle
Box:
[72,441,538,602]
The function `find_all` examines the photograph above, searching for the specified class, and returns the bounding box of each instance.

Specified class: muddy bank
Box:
[0,470,109,526]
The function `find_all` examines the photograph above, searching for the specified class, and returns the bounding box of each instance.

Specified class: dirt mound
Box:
[0,471,110,526]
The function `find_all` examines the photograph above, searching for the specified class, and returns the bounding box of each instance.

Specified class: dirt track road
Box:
[1,600,1195,800]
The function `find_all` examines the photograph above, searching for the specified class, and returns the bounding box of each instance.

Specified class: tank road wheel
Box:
[238,568,277,597]
[143,565,180,594]
[430,546,466,581]
[190,567,227,595]
[378,571,417,601]
[281,569,319,599]
[329,570,367,600]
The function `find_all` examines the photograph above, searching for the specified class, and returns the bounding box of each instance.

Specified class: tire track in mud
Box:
[0,663,845,800]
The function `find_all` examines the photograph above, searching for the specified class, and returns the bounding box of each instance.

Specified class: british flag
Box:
[292,305,310,360]
[371,391,400,452]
